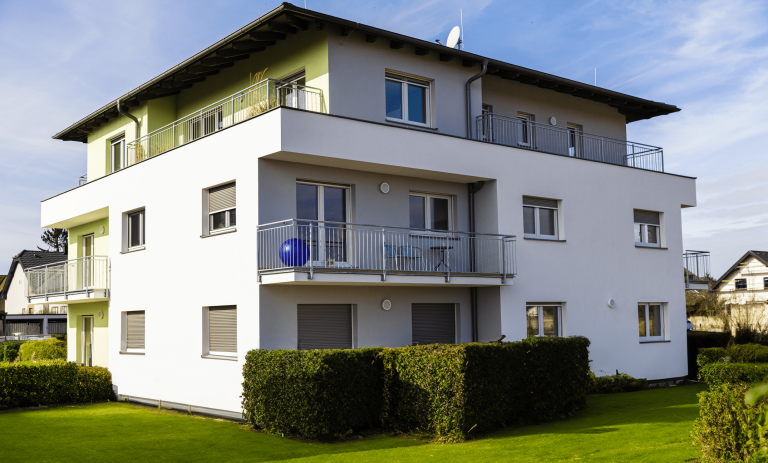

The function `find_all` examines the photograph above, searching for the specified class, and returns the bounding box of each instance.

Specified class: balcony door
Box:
[81,315,94,366]
[82,234,94,289]
[296,182,349,267]
[279,71,306,110]
[517,112,534,148]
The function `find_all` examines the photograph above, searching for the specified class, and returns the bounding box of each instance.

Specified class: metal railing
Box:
[25,256,110,299]
[257,219,516,282]
[476,113,664,172]
[684,250,711,289]
[127,78,325,165]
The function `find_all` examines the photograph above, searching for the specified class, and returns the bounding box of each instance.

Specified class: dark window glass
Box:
[735,279,747,290]
[112,142,122,171]
[542,306,559,337]
[129,211,143,248]
[407,84,426,123]
[323,187,346,223]
[431,197,449,230]
[211,211,227,230]
[229,209,236,227]
[764,277,768,290]
[649,305,661,337]
[539,208,555,236]
[296,183,318,220]
[409,195,425,229]
[385,80,403,119]
[638,305,646,337]
[526,306,538,337]
[523,207,535,234]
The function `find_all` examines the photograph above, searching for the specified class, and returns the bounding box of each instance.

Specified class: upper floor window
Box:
[634,210,661,248]
[638,303,664,341]
[526,305,561,337]
[278,71,306,109]
[567,123,583,157]
[409,193,451,231]
[128,210,145,250]
[385,73,430,127]
[111,134,125,173]
[523,197,558,240]
[517,112,535,147]
[735,278,747,290]
[190,106,223,141]
[764,277,768,290]
[209,182,236,232]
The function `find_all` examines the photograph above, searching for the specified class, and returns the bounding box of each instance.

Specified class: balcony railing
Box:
[79,174,87,185]
[25,256,109,299]
[476,113,664,172]
[127,78,325,166]
[257,219,516,282]
[684,250,711,289]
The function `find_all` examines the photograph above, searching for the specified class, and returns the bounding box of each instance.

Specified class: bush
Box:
[698,347,728,370]
[687,331,731,379]
[17,338,67,362]
[588,371,648,394]
[242,347,384,441]
[1,341,25,362]
[0,361,112,409]
[729,344,768,363]
[699,363,768,388]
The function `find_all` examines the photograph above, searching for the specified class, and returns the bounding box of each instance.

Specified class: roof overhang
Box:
[53,2,680,143]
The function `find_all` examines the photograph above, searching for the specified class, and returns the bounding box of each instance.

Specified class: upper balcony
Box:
[475,113,664,173]
[257,220,516,286]
[684,250,711,291]
[25,256,110,304]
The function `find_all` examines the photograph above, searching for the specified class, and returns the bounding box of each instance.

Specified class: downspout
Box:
[117,99,141,140]
[468,180,485,342]
[466,58,489,139]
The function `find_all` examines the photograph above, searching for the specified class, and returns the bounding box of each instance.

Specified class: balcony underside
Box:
[259,269,512,286]
[28,289,109,304]
[685,282,709,291]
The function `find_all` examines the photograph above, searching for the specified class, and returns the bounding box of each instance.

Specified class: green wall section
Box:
[69,217,109,261]
[67,302,109,367]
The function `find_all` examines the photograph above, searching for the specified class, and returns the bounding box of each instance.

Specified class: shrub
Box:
[0,361,112,409]
[698,347,728,370]
[730,344,768,364]
[588,371,648,394]
[242,347,384,441]
[699,363,768,388]
[1,341,25,362]
[17,338,67,362]
[687,331,731,379]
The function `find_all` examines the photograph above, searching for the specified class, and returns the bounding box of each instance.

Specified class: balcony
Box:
[126,78,325,167]
[476,113,664,172]
[25,256,110,303]
[684,250,711,291]
[257,220,516,286]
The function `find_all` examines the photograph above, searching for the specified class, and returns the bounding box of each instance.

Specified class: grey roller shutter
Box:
[209,306,237,353]
[634,210,660,225]
[126,311,145,349]
[209,183,236,213]
[297,304,352,350]
[523,197,558,208]
[412,303,456,345]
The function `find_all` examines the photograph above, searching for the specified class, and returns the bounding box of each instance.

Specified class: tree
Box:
[38,228,68,254]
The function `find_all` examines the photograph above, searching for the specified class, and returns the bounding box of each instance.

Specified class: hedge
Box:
[242,337,591,442]
[1,341,25,362]
[588,371,648,394]
[0,361,113,409]
[18,338,67,362]
[687,331,731,379]
[697,344,768,372]
[699,363,768,388]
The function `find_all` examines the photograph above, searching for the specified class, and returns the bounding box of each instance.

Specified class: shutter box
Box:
[209,306,237,353]
[297,304,352,350]
[634,210,660,225]
[126,311,145,349]
[209,183,236,213]
[523,197,558,209]
[412,303,456,345]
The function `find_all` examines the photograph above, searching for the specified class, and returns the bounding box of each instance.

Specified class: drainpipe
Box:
[466,59,489,139]
[117,99,141,140]
[468,180,485,342]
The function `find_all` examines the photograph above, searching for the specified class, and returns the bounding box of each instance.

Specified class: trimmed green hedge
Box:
[687,331,730,379]
[0,361,113,409]
[242,337,591,442]
[698,347,727,370]
[18,338,67,362]
[588,372,648,394]
[699,363,768,388]
[1,341,25,362]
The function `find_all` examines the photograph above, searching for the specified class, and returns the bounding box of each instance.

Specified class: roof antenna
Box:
[595,68,597,86]
[460,9,464,50]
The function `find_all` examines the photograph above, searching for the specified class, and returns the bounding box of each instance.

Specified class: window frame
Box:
[121,310,146,354]
[409,192,453,231]
[207,182,236,235]
[127,209,145,250]
[526,305,562,337]
[385,72,431,128]
[523,202,559,240]
[764,277,768,290]
[567,123,583,157]
[203,306,237,359]
[110,134,126,173]
[634,222,661,247]
[638,303,665,342]
[516,112,535,147]
[735,278,748,290]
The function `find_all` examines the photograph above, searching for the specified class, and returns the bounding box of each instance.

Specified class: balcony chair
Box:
[384,244,423,271]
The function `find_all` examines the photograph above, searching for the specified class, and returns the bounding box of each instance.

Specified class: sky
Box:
[0,0,766,277]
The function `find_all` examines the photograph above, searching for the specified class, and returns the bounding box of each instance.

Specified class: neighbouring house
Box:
[709,251,768,332]
[0,251,68,336]
[38,3,696,417]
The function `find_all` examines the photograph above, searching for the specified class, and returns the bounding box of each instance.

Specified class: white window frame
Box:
[110,134,126,173]
[128,209,145,250]
[385,72,431,128]
[202,306,237,360]
[516,112,535,147]
[526,305,562,337]
[634,222,660,247]
[567,123,583,157]
[638,303,665,342]
[523,203,558,240]
[120,310,146,354]
[208,183,236,235]
[409,192,453,231]
[278,70,306,109]
[296,181,352,267]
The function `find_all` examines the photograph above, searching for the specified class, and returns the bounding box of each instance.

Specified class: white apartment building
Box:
[35,4,696,416]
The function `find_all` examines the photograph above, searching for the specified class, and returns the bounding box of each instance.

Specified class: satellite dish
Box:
[446,26,461,49]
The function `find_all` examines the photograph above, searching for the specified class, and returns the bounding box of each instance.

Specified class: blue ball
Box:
[279,238,310,266]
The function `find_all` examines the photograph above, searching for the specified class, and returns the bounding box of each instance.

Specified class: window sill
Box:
[635,245,667,250]
[201,228,237,238]
[119,351,145,355]
[385,118,437,130]
[201,354,237,361]
[523,237,565,242]
[639,340,671,344]
[120,246,146,254]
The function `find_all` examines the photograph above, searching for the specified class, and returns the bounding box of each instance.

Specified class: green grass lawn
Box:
[0,383,706,462]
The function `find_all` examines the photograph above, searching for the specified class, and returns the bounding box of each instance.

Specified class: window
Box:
[412,303,457,345]
[110,134,125,173]
[634,210,661,247]
[567,123,583,157]
[516,112,535,147]
[409,193,451,231]
[523,197,558,239]
[638,303,664,340]
[128,210,145,249]
[296,182,350,266]
[278,71,306,109]
[208,182,236,233]
[297,304,352,349]
[526,305,561,337]
[204,306,237,357]
[481,104,494,140]
[735,278,747,290]
[122,311,145,353]
[764,277,768,290]
[385,73,430,126]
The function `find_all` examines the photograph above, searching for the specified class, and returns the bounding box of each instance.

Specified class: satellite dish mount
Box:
[446,26,462,49]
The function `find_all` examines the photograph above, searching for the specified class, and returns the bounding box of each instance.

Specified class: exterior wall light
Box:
[382,299,392,311]
[549,117,557,125]
[607,299,616,309]
[380,183,390,194]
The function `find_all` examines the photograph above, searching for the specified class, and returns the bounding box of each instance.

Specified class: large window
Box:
[412,303,456,345]
[297,304,353,349]
[278,71,306,109]
[409,193,451,231]
[121,310,145,353]
[296,182,350,266]
[385,73,430,126]
[634,210,661,248]
[128,210,145,250]
[523,197,558,240]
[111,134,125,173]
[526,305,561,337]
[209,182,236,233]
[638,303,664,341]
[204,306,237,357]
[735,278,747,290]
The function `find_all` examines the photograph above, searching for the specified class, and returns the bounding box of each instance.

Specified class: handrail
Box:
[24,255,107,271]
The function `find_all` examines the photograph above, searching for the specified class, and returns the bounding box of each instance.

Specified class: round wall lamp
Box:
[380,183,390,194]
[549,117,557,126]
[381,299,392,311]
[99,226,104,234]
[607,299,616,309]
[97,311,103,319]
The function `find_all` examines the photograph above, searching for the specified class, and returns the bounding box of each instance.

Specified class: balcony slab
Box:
[28,290,109,305]
[259,271,512,287]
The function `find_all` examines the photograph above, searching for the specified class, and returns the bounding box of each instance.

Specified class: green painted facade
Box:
[67,301,109,367]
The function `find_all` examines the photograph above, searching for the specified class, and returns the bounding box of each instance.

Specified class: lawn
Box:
[0,383,706,462]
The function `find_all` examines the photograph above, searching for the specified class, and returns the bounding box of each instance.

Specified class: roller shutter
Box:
[126,311,145,349]
[209,183,236,213]
[297,304,352,350]
[633,210,660,225]
[209,306,237,353]
[523,197,558,208]
[412,303,456,345]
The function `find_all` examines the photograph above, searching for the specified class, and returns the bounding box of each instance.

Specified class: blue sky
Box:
[0,0,766,277]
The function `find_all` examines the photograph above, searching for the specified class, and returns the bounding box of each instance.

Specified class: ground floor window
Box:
[411,303,456,345]
[205,306,237,357]
[526,305,561,337]
[122,310,145,352]
[638,303,664,341]
[297,304,352,350]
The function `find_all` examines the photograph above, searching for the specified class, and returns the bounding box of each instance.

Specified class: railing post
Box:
[381,228,387,281]
[501,239,506,284]
[308,222,313,280]
[256,227,261,283]
[267,80,271,111]
[44,265,49,299]
[445,235,450,283]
